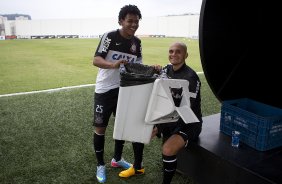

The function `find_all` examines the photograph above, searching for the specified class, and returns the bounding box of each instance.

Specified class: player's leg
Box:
[93,89,117,183]
[162,134,186,184]
[119,142,145,178]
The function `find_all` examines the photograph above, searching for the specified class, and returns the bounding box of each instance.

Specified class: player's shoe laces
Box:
[111,158,132,169]
[119,166,145,178]
[96,165,106,183]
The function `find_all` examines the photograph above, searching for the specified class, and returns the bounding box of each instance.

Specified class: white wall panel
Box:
[8,15,199,38]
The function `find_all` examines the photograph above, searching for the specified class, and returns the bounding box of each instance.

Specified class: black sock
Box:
[163,154,177,184]
[113,139,125,161]
[132,142,144,170]
[93,132,105,166]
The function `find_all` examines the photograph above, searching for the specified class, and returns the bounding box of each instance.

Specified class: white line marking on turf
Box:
[0,72,204,97]
[0,84,95,97]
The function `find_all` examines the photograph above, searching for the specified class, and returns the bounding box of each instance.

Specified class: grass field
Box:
[0,38,221,184]
[0,38,202,95]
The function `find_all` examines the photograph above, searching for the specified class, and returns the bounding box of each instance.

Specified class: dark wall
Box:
[199,0,281,108]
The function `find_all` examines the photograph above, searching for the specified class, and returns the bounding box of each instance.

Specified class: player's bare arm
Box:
[93,56,127,69]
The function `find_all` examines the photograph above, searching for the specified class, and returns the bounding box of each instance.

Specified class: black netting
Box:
[120,63,159,87]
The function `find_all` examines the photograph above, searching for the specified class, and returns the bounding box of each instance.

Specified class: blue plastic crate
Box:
[220,98,282,151]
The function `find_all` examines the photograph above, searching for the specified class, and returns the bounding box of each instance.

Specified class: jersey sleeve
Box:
[94,31,113,59]
[136,38,143,63]
[189,74,202,123]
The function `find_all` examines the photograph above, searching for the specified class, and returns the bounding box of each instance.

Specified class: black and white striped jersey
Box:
[94,29,142,93]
